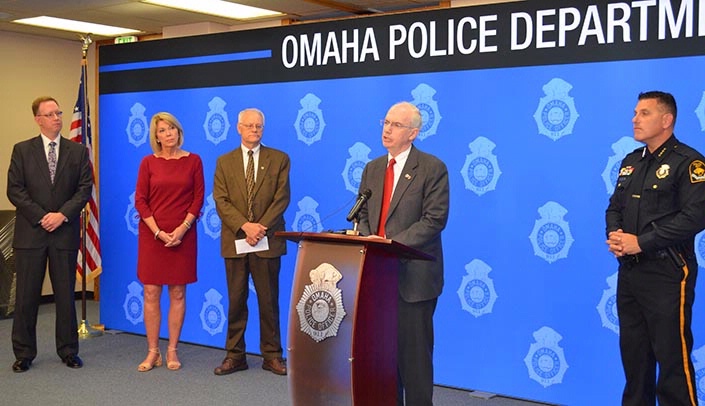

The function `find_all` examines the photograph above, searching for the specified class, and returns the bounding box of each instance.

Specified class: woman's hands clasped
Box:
[158,223,189,248]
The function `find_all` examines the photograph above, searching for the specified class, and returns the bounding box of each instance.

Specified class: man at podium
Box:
[356,101,450,405]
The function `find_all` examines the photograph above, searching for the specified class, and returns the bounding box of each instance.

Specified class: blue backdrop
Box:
[97,2,705,404]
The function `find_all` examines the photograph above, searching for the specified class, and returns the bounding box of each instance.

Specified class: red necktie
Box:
[377,158,396,237]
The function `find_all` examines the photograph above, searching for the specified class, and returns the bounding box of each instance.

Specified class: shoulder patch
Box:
[689,160,705,183]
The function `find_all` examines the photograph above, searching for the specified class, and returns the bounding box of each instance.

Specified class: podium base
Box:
[78,320,104,339]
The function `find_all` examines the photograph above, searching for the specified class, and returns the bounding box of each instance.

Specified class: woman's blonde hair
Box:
[149,112,184,153]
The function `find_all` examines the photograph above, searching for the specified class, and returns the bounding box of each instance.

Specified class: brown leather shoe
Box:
[12,359,31,373]
[262,358,287,376]
[214,357,248,376]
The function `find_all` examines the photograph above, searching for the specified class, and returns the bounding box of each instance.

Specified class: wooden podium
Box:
[276,232,432,406]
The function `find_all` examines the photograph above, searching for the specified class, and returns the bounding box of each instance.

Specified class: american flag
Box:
[69,66,102,280]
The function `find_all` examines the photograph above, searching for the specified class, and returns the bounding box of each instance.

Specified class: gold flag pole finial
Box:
[79,33,92,59]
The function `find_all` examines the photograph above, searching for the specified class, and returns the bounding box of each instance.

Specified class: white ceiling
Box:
[0,0,458,41]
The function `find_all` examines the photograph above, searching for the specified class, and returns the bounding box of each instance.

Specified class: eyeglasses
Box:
[240,123,264,130]
[380,119,414,129]
[37,111,63,118]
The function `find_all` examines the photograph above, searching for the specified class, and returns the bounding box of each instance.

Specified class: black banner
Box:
[100,0,705,94]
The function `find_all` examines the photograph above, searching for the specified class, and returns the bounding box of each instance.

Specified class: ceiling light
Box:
[142,0,283,20]
[13,16,141,37]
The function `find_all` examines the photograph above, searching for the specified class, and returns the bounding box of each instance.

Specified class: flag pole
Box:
[77,33,102,339]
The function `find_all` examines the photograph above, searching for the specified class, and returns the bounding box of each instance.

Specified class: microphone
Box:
[346,189,372,222]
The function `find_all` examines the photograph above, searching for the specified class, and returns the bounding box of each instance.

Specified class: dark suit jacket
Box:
[7,135,92,249]
[358,145,449,302]
[213,145,290,258]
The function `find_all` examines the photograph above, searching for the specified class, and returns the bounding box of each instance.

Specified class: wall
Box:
[0,31,96,210]
[0,31,97,292]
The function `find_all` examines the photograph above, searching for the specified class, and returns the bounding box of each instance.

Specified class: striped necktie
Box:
[246,150,255,221]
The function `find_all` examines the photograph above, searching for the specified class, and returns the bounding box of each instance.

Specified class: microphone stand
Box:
[345,218,361,236]
[344,190,371,236]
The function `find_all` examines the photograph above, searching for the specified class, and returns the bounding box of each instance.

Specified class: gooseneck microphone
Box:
[346,189,372,222]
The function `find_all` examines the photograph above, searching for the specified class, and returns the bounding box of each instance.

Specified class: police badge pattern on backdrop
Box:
[98,0,705,404]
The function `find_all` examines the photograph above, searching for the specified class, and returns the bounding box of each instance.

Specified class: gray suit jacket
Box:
[358,145,449,302]
[7,135,92,250]
[213,145,290,258]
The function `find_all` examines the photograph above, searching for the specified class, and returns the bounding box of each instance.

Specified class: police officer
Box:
[606,91,705,406]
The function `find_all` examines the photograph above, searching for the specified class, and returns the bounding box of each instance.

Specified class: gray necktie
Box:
[48,141,57,184]
[246,150,255,221]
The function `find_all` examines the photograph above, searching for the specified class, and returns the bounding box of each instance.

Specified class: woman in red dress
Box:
[134,112,204,371]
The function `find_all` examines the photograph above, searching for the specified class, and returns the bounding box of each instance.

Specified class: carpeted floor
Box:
[0,300,553,406]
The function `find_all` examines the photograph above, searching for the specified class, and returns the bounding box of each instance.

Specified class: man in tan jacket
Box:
[212,108,290,376]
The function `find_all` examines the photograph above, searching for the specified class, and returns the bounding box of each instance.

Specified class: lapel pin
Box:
[404,174,411,180]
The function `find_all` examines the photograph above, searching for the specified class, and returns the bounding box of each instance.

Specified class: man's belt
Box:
[619,249,669,264]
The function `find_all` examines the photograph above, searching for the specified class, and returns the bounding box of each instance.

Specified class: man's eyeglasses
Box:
[37,111,63,118]
[240,123,264,130]
[380,119,414,129]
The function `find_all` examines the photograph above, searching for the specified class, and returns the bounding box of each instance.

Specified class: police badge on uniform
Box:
[292,196,323,233]
[456,259,498,318]
[294,93,326,146]
[529,201,574,264]
[695,91,705,131]
[460,137,502,196]
[203,97,231,145]
[656,164,670,179]
[202,194,221,240]
[126,102,149,148]
[123,281,144,325]
[411,83,442,141]
[124,191,140,236]
[199,288,226,336]
[601,136,644,194]
[523,326,569,388]
[295,263,347,342]
[597,272,619,335]
[690,345,705,402]
[341,142,372,194]
[533,78,580,141]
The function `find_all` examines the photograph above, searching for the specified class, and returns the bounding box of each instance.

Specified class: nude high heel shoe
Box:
[166,346,181,370]
[137,348,162,372]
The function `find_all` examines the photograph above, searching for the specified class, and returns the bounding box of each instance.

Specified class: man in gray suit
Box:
[213,108,290,376]
[357,102,450,405]
[7,96,92,372]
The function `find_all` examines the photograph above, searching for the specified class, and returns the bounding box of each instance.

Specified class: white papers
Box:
[235,236,269,254]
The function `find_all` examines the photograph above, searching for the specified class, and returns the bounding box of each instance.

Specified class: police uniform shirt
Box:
[606,135,705,253]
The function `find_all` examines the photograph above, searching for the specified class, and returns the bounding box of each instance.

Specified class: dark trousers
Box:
[397,296,437,406]
[617,256,698,406]
[12,247,78,360]
[223,255,282,360]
